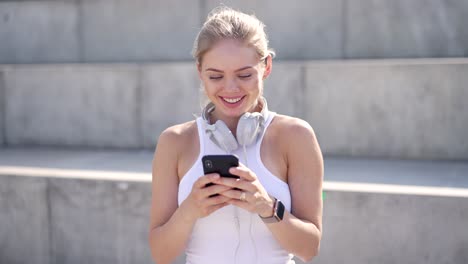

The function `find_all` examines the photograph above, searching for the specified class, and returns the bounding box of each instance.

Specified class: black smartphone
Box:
[202,155,239,179]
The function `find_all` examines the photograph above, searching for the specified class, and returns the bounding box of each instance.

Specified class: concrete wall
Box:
[141,63,200,146]
[1,174,467,264]
[0,176,50,264]
[2,60,467,160]
[0,1,80,63]
[304,60,468,160]
[0,175,153,264]
[1,0,468,63]
[3,65,142,148]
[315,191,468,264]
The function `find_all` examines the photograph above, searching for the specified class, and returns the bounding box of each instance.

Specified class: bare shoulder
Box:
[271,114,322,168]
[271,114,317,142]
[156,120,198,151]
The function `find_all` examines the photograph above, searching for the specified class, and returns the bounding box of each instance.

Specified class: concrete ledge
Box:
[1,58,467,160]
[0,71,4,147]
[0,147,467,264]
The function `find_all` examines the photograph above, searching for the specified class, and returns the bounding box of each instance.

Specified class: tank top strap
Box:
[257,110,276,146]
[195,117,206,155]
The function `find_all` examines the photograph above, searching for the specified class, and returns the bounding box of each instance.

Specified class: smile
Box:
[221,96,244,104]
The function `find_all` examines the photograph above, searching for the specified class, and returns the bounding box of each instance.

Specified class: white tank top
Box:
[178,111,295,264]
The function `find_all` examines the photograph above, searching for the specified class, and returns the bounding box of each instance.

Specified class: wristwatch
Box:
[260,197,285,223]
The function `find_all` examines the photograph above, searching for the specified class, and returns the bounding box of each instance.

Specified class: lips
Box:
[221,96,243,104]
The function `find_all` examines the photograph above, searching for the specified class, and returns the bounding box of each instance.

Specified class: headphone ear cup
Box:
[237,113,261,147]
[211,120,238,152]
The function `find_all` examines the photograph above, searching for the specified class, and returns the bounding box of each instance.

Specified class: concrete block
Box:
[304,60,468,160]
[310,192,468,264]
[141,63,200,147]
[80,0,201,62]
[263,62,304,117]
[346,0,468,58]
[48,178,152,264]
[0,70,4,147]
[0,175,50,264]
[0,1,80,64]
[204,0,343,60]
[4,65,141,148]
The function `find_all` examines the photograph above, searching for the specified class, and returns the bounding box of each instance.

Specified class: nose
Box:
[224,77,240,92]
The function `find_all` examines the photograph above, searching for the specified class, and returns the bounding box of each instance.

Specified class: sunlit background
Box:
[1,1,467,264]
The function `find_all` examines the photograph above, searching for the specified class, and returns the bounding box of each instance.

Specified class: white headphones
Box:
[202,97,269,153]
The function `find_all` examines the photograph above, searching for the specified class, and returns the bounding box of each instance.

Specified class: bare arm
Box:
[148,129,194,264]
[262,119,323,261]
[148,127,233,264]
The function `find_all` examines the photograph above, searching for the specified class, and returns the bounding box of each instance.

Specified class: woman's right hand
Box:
[180,173,233,221]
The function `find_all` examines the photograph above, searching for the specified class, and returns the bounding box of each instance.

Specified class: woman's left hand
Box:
[213,163,275,218]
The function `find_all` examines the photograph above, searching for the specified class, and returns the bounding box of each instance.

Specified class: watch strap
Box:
[260,198,285,223]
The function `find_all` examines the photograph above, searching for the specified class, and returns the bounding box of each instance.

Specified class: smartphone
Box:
[202,155,239,179]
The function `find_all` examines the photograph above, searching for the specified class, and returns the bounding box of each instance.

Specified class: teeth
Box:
[223,97,242,103]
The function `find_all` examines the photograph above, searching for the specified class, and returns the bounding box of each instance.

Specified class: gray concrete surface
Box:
[141,63,200,146]
[204,0,344,60]
[0,1,80,64]
[2,59,467,160]
[347,0,468,59]
[1,148,468,188]
[80,0,200,62]
[0,147,467,264]
[263,62,304,117]
[0,175,50,264]
[305,59,468,160]
[3,65,141,148]
[48,177,152,264]
[1,0,468,63]
[315,191,468,264]
[0,71,4,147]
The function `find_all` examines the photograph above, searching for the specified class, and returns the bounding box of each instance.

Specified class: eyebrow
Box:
[205,66,254,73]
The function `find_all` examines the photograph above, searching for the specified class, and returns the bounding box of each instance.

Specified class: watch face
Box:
[276,200,285,220]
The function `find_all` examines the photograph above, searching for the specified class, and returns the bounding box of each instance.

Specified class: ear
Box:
[197,62,203,79]
[262,55,273,80]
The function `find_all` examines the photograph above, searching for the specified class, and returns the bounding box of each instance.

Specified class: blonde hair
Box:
[192,6,275,65]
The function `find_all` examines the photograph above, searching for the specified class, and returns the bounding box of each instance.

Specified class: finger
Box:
[220,189,252,203]
[229,166,256,181]
[195,173,220,189]
[203,184,233,198]
[214,177,256,193]
[205,194,232,206]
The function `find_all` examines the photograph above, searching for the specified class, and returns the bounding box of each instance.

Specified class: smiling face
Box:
[198,39,271,124]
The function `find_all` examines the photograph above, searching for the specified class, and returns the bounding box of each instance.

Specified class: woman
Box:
[149,6,323,264]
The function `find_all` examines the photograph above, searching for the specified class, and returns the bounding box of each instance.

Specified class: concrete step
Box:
[1,0,467,64]
[1,58,467,160]
[0,147,467,264]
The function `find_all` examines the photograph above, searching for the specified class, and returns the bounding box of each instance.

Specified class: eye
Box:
[209,76,223,80]
[239,74,252,79]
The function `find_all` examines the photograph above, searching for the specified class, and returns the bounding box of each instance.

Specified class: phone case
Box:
[202,155,239,178]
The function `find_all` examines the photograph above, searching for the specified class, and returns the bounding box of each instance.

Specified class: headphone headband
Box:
[202,97,270,152]
[202,97,269,124]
